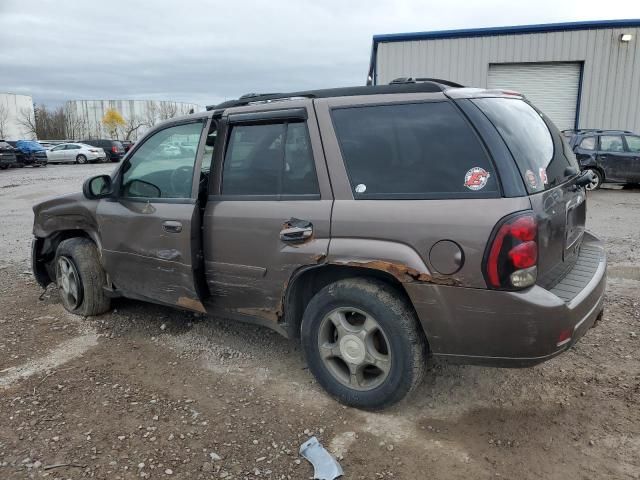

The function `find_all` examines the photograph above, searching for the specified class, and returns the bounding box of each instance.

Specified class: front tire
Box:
[54,238,111,316]
[301,278,427,410]
[585,168,603,190]
[76,154,87,164]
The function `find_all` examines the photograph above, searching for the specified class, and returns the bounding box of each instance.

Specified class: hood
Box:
[32,192,98,238]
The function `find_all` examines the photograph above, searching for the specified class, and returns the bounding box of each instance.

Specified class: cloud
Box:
[1,0,638,107]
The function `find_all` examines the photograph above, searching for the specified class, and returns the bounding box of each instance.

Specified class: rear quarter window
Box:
[472,97,578,193]
[331,101,499,199]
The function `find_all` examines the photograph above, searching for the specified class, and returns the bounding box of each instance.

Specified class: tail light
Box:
[111,146,118,153]
[484,211,538,290]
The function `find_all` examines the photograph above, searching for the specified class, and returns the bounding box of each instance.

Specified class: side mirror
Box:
[83,175,113,199]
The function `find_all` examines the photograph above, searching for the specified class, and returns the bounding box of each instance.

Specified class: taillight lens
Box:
[111,146,118,153]
[484,212,538,290]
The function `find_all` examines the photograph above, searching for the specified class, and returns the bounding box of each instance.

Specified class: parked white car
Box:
[46,143,107,164]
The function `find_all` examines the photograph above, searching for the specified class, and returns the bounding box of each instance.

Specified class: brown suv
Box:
[31,81,606,409]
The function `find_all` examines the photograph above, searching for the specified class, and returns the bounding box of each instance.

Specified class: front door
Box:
[203,104,333,323]
[96,119,208,311]
[47,144,67,163]
[623,135,640,182]
[598,134,631,182]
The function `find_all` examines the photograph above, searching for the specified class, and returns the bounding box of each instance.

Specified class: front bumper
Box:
[405,231,606,367]
[23,153,48,165]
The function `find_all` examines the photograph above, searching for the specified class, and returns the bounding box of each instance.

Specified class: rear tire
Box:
[585,168,603,190]
[54,238,111,316]
[301,278,427,410]
[76,154,87,164]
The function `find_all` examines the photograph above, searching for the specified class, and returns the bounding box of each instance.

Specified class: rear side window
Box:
[331,102,498,199]
[600,135,624,152]
[579,137,596,150]
[626,136,640,152]
[222,121,319,197]
[472,97,577,193]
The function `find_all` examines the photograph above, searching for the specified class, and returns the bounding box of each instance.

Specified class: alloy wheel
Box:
[57,256,82,309]
[585,170,601,191]
[317,307,391,391]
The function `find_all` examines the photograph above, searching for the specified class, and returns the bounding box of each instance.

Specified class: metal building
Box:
[0,93,36,140]
[368,19,640,132]
[65,99,202,141]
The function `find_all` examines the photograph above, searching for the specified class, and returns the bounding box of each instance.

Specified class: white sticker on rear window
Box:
[464,167,490,191]
[355,184,367,193]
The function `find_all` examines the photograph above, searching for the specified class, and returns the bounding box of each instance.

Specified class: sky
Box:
[1,0,640,108]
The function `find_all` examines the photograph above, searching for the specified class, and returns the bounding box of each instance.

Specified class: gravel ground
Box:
[0,165,639,479]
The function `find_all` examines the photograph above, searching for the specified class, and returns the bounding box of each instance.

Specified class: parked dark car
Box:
[32,81,605,409]
[120,140,134,152]
[80,139,125,162]
[563,129,640,189]
[9,140,48,167]
[0,140,18,169]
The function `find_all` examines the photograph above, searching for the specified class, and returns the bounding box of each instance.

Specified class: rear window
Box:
[472,98,577,193]
[331,102,498,199]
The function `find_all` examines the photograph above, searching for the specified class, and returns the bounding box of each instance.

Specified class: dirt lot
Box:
[1,164,639,480]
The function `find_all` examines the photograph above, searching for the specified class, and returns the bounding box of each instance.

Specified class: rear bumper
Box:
[405,231,606,367]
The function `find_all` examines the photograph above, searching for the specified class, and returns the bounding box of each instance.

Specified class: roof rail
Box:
[206,82,450,110]
[389,77,465,88]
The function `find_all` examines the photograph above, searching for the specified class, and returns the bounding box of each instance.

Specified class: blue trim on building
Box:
[373,19,640,43]
[368,19,640,85]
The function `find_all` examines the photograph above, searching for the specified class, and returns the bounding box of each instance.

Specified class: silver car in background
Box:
[46,143,107,164]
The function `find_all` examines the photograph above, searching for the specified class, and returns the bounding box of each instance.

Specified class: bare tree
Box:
[122,114,147,140]
[0,103,8,139]
[64,104,88,140]
[144,102,159,128]
[158,102,178,121]
[17,107,38,139]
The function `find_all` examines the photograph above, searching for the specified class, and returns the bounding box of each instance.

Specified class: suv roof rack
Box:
[206,81,457,110]
[562,128,633,135]
[389,77,465,88]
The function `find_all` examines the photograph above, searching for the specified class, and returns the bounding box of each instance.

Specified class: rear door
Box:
[65,144,80,162]
[471,97,586,288]
[598,135,630,182]
[202,102,332,322]
[623,135,640,182]
[96,119,209,311]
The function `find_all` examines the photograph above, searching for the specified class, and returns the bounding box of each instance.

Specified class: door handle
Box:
[162,220,183,233]
[280,218,313,243]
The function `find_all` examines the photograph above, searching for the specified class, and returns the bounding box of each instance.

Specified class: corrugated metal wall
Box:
[376,27,640,132]
[0,93,35,140]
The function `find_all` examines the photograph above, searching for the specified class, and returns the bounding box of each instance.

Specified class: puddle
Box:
[607,265,640,281]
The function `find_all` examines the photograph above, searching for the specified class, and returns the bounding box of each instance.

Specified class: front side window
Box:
[600,135,624,152]
[121,122,203,199]
[625,136,640,153]
[222,121,319,196]
[579,137,596,150]
[331,101,498,198]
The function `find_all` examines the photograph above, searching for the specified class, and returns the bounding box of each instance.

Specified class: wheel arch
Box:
[280,263,426,344]
[33,229,102,286]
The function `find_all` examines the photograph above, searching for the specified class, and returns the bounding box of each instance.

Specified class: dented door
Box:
[202,101,332,321]
[97,119,209,311]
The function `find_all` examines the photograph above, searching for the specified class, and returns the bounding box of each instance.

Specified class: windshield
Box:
[472,97,578,193]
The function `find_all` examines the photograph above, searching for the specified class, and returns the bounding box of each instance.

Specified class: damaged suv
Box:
[31,81,606,409]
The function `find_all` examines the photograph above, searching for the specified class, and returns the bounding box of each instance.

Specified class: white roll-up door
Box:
[488,62,581,131]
